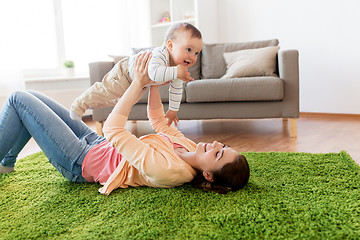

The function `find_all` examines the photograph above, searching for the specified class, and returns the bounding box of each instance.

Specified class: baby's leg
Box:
[70,61,132,117]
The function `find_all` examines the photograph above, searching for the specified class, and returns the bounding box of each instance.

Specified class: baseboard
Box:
[300,112,360,119]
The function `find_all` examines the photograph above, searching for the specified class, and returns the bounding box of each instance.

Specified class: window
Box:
[1,0,59,75]
[22,0,59,70]
[1,0,145,79]
[61,0,133,73]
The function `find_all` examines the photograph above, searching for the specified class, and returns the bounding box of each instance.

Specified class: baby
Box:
[70,22,203,126]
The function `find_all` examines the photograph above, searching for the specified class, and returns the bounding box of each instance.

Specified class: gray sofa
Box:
[89,39,299,137]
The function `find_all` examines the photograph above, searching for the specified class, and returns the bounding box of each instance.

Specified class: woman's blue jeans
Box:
[0,90,105,182]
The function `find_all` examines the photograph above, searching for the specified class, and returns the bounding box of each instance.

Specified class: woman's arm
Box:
[102,51,173,183]
[148,85,162,110]
[103,51,155,166]
[147,85,186,138]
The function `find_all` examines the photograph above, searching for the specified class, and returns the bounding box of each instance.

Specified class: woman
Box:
[0,52,250,194]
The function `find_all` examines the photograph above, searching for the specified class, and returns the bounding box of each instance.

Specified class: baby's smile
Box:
[183,60,191,66]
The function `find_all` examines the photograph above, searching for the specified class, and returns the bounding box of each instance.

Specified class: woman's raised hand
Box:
[133,51,154,88]
[105,51,154,126]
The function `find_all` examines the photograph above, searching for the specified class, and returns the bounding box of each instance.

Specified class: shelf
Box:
[149,0,198,46]
[151,18,196,29]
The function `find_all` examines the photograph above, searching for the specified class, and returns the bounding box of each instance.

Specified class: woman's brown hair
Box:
[191,154,250,194]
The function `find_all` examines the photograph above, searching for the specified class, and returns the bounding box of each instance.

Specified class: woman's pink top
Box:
[82,103,197,195]
[82,135,186,184]
[82,140,122,183]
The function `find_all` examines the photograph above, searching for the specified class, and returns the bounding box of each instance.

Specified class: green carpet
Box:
[1,151,360,239]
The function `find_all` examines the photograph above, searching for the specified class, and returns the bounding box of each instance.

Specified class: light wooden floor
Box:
[18,113,360,165]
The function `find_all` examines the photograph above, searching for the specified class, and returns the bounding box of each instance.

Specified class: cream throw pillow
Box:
[221,46,280,79]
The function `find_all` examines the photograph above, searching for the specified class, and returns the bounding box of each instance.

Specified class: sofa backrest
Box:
[129,39,279,81]
[188,54,201,80]
[201,39,279,79]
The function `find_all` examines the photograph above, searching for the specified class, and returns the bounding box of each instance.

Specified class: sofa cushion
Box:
[201,39,279,79]
[188,53,201,80]
[185,77,283,103]
[221,46,280,79]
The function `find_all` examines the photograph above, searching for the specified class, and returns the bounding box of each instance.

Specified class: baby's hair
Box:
[164,22,202,43]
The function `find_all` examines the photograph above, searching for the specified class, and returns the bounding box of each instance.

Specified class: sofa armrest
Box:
[88,61,114,85]
[88,61,115,122]
[278,50,299,118]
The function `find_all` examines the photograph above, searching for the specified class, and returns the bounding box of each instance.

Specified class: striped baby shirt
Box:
[128,45,183,112]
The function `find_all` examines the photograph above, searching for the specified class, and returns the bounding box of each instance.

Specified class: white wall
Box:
[217,0,360,114]
[197,0,219,43]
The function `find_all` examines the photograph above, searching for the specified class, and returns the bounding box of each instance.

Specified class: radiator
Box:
[24,76,92,115]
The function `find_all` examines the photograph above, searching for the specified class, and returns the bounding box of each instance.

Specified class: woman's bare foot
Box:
[0,165,14,174]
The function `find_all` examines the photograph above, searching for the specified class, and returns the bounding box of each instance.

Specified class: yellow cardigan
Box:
[98,105,197,195]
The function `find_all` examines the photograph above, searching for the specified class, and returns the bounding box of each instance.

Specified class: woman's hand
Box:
[133,51,154,88]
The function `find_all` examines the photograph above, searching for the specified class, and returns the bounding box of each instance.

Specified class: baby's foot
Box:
[0,165,14,174]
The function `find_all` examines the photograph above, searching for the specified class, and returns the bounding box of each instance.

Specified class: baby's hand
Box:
[177,65,194,83]
[165,110,179,127]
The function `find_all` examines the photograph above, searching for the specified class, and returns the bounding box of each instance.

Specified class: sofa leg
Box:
[289,118,297,138]
[96,121,104,136]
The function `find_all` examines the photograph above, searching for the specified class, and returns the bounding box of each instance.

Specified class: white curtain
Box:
[0,1,25,102]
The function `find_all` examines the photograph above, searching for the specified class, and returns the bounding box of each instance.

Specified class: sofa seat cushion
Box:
[185,77,283,103]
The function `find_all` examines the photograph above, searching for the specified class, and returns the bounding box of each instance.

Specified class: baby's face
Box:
[167,30,203,67]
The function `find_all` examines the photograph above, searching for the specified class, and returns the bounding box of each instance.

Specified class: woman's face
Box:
[195,141,239,174]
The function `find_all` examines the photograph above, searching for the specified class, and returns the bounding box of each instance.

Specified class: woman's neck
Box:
[174,148,201,171]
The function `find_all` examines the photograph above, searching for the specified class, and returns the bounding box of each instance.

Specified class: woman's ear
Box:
[166,39,173,51]
[202,171,214,182]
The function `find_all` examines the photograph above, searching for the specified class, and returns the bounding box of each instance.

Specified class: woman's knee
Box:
[8,91,45,109]
[8,91,30,104]
[10,90,26,98]
[8,91,49,112]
